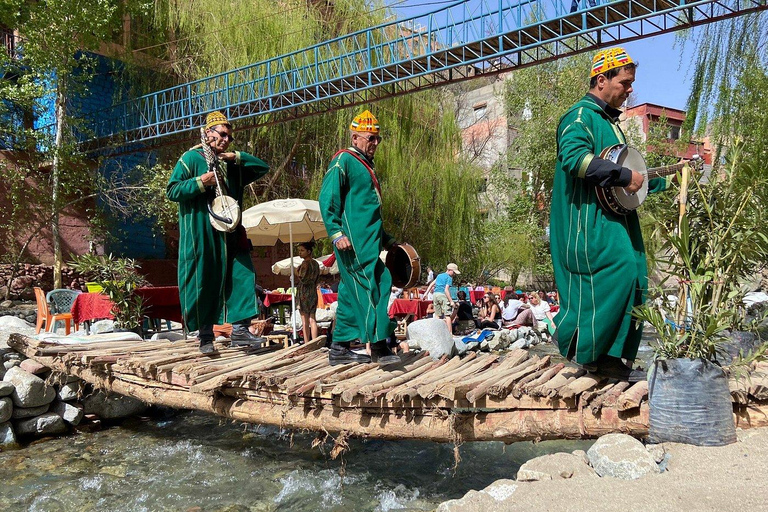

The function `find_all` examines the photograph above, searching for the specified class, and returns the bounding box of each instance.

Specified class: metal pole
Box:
[289,224,297,344]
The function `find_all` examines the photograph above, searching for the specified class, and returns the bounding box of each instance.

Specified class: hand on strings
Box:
[218,152,236,162]
[623,170,644,194]
[200,171,217,187]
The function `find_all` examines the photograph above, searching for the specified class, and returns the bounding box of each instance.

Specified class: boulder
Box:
[57,381,84,402]
[3,360,20,370]
[0,421,17,448]
[19,359,49,375]
[51,401,84,425]
[516,452,599,481]
[587,433,661,479]
[150,331,185,342]
[0,381,14,397]
[14,412,67,436]
[488,329,513,351]
[83,390,148,419]
[436,479,518,512]
[3,367,56,408]
[406,318,455,359]
[0,299,11,308]
[0,315,33,330]
[11,403,49,419]
[0,396,12,423]
[91,320,116,334]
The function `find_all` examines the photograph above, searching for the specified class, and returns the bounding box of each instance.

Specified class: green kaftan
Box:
[550,95,668,364]
[318,148,396,344]
[166,149,269,332]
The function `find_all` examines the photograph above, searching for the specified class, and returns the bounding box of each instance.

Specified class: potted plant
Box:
[634,146,768,446]
[70,254,148,336]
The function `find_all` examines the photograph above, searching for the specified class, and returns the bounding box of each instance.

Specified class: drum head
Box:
[614,146,648,211]
[209,196,241,233]
[385,244,421,289]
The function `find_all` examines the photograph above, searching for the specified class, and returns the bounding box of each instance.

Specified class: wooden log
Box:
[315,363,379,392]
[385,355,467,402]
[616,381,648,411]
[559,374,606,399]
[487,357,546,398]
[522,363,566,394]
[437,350,531,402]
[538,367,587,397]
[465,358,549,404]
[512,360,554,399]
[337,353,426,403]
[360,357,436,400]
[418,354,499,400]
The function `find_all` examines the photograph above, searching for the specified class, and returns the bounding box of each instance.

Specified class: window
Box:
[473,102,487,122]
[668,124,681,140]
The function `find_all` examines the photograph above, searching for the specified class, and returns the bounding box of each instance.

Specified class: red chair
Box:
[34,287,74,335]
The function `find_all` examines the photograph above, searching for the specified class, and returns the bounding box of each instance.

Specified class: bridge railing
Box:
[81,0,612,144]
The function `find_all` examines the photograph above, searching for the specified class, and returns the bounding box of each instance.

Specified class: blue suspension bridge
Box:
[85,0,766,150]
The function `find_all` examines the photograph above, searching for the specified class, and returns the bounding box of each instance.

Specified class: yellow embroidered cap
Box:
[205,111,232,130]
[590,47,633,77]
[350,110,380,134]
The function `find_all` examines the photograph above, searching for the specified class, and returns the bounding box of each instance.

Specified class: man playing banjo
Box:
[167,111,270,354]
[549,47,672,382]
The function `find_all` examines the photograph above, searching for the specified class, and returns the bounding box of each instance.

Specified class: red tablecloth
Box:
[71,287,183,325]
[469,290,485,303]
[388,299,432,320]
[71,292,114,324]
[322,292,338,303]
[263,293,293,307]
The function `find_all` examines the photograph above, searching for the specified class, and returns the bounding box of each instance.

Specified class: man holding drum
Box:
[167,111,270,354]
[319,110,401,367]
[549,48,670,382]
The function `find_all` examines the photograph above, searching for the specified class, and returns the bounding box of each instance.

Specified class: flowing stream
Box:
[0,410,593,511]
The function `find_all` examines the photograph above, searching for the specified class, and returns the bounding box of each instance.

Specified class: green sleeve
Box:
[557,107,596,180]
[648,176,671,194]
[166,153,206,203]
[234,151,270,185]
[318,158,347,241]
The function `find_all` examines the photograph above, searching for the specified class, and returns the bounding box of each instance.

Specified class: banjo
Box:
[595,144,701,216]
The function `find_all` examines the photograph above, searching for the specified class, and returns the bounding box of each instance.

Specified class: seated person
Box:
[501,292,535,327]
[529,292,556,334]
[476,293,501,330]
[451,290,475,335]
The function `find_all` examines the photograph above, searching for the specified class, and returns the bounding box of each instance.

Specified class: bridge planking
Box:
[9,333,768,443]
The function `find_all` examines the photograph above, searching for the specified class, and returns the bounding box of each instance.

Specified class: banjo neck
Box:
[647,161,688,180]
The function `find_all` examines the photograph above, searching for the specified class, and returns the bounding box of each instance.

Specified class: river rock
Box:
[436,479,518,512]
[3,352,22,362]
[57,381,84,401]
[3,360,20,370]
[406,318,455,359]
[587,433,661,479]
[14,411,67,436]
[3,367,56,408]
[0,396,12,423]
[11,403,49,419]
[516,452,599,481]
[0,315,33,330]
[0,381,14,397]
[91,319,115,334]
[19,359,49,375]
[83,390,147,419]
[488,329,514,351]
[645,443,666,463]
[51,401,84,426]
[150,331,185,342]
[0,421,17,448]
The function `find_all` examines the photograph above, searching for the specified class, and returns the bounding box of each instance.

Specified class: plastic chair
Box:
[459,286,470,298]
[34,287,76,335]
[85,282,104,293]
[449,286,459,301]
[316,288,326,310]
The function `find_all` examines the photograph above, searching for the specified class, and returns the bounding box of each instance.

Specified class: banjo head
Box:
[209,195,241,233]
[610,145,648,212]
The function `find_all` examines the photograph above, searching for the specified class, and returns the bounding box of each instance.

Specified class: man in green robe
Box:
[319,110,400,367]
[167,111,270,354]
[550,48,669,382]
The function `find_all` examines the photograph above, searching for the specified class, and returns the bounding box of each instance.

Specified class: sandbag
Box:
[648,358,735,446]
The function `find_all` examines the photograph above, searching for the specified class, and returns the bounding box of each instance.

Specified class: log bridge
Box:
[9,333,768,443]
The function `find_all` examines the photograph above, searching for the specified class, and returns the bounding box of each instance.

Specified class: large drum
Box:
[385,243,421,289]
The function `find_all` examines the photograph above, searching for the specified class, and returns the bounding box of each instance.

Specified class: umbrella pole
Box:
[289,225,297,344]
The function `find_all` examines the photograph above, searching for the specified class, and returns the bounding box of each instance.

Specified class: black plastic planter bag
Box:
[648,358,736,446]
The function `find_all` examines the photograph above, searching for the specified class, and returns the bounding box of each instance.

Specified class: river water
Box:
[0,409,593,511]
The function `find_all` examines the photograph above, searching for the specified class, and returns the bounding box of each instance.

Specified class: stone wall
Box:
[0,264,86,300]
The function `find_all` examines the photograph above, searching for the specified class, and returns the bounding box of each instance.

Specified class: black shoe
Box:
[370,341,401,367]
[328,343,371,366]
[589,356,647,383]
[199,340,215,354]
[230,326,266,348]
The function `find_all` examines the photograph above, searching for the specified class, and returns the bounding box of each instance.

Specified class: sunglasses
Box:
[358,134,382,143]
[210,128,235,142]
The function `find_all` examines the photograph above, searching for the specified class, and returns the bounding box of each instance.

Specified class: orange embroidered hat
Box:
[205,111,231,130]
[590,47,633,77]
[350,110,380,134]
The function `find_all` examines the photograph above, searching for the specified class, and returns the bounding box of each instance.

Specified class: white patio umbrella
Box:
[270,254,338,276]
[242,198,328,342]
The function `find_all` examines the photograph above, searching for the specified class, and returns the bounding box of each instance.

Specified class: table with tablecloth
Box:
[71,286,183,326]
[388,299,432,320]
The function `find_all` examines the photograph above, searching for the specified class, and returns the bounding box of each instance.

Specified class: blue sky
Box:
[386,0,697,110]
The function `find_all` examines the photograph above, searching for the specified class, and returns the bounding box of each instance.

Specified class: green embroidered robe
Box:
[318,148,396,344]
[550,95,668,364]
[166,149,269,332]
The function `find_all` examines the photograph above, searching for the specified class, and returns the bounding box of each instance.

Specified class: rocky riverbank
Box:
[0,317,148,448]
[438,427,768,511]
